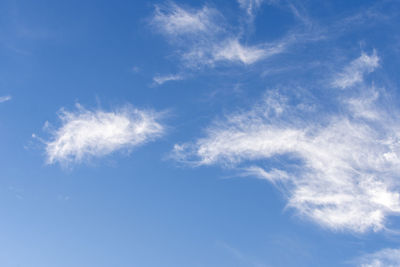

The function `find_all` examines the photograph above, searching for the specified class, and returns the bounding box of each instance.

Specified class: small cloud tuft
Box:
[152,3,218,36]
[153,74,184,85]
[43,104,165,166]
[0,95,12,103]
[332,50,379,89]
[356,248,400,267]
[237,0,264,19]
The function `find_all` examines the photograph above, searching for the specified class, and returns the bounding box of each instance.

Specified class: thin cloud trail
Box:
[0,95,12,103]
[356,248,400,267]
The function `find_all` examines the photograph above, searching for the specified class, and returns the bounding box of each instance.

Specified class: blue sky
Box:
[1,0,400,266]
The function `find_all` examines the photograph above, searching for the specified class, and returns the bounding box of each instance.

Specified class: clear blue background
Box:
[1,0,400,266]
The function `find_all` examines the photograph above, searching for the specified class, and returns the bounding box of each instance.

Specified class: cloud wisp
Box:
[332,50,379,89]
[212,38,269,65]
[172,52,400,233]
[357,248,400,267]
[0,95,12,103]
[152,3,219,37]
[153,74,184,85]
[151,2,281,68]
[42,104,165,166]
[150,1,392,81]
[237,0,264,20]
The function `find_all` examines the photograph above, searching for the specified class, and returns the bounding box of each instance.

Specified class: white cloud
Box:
[43,104,164,165]
[213,39,267,65]
[357,248,400,267]
[153,74,184,85]
[173,77,400,232]
[152,3,218,36]
[181,38,275,67]
[333,50,379,89]
[151,2,277,67]
[0,95,12,103]
[345,89,380,120]
[237,0,264,18]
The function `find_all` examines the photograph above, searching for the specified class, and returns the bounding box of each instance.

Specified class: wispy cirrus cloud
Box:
[41,104,165,166]
[0,95,12,103]
[151,2,281,68]
[237,0,264,20]
[153,73,184,85]
[180,37,284,68]
[332,50,379,89]
[172,52,400,233]
[151,3,220,36]
[150,1,392,82]
[212,38,268,65]
[356,248,400,267]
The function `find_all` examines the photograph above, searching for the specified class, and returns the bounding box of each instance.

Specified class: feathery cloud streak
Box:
[152,3,218,36]
[357,248,400,267]
[0,95,12,103]
[172,52,400,232]
[151,2,278,67]
[153,74,184,85]
[237,0,264,19]
[332,50,379,89]
[43,104,164,165]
